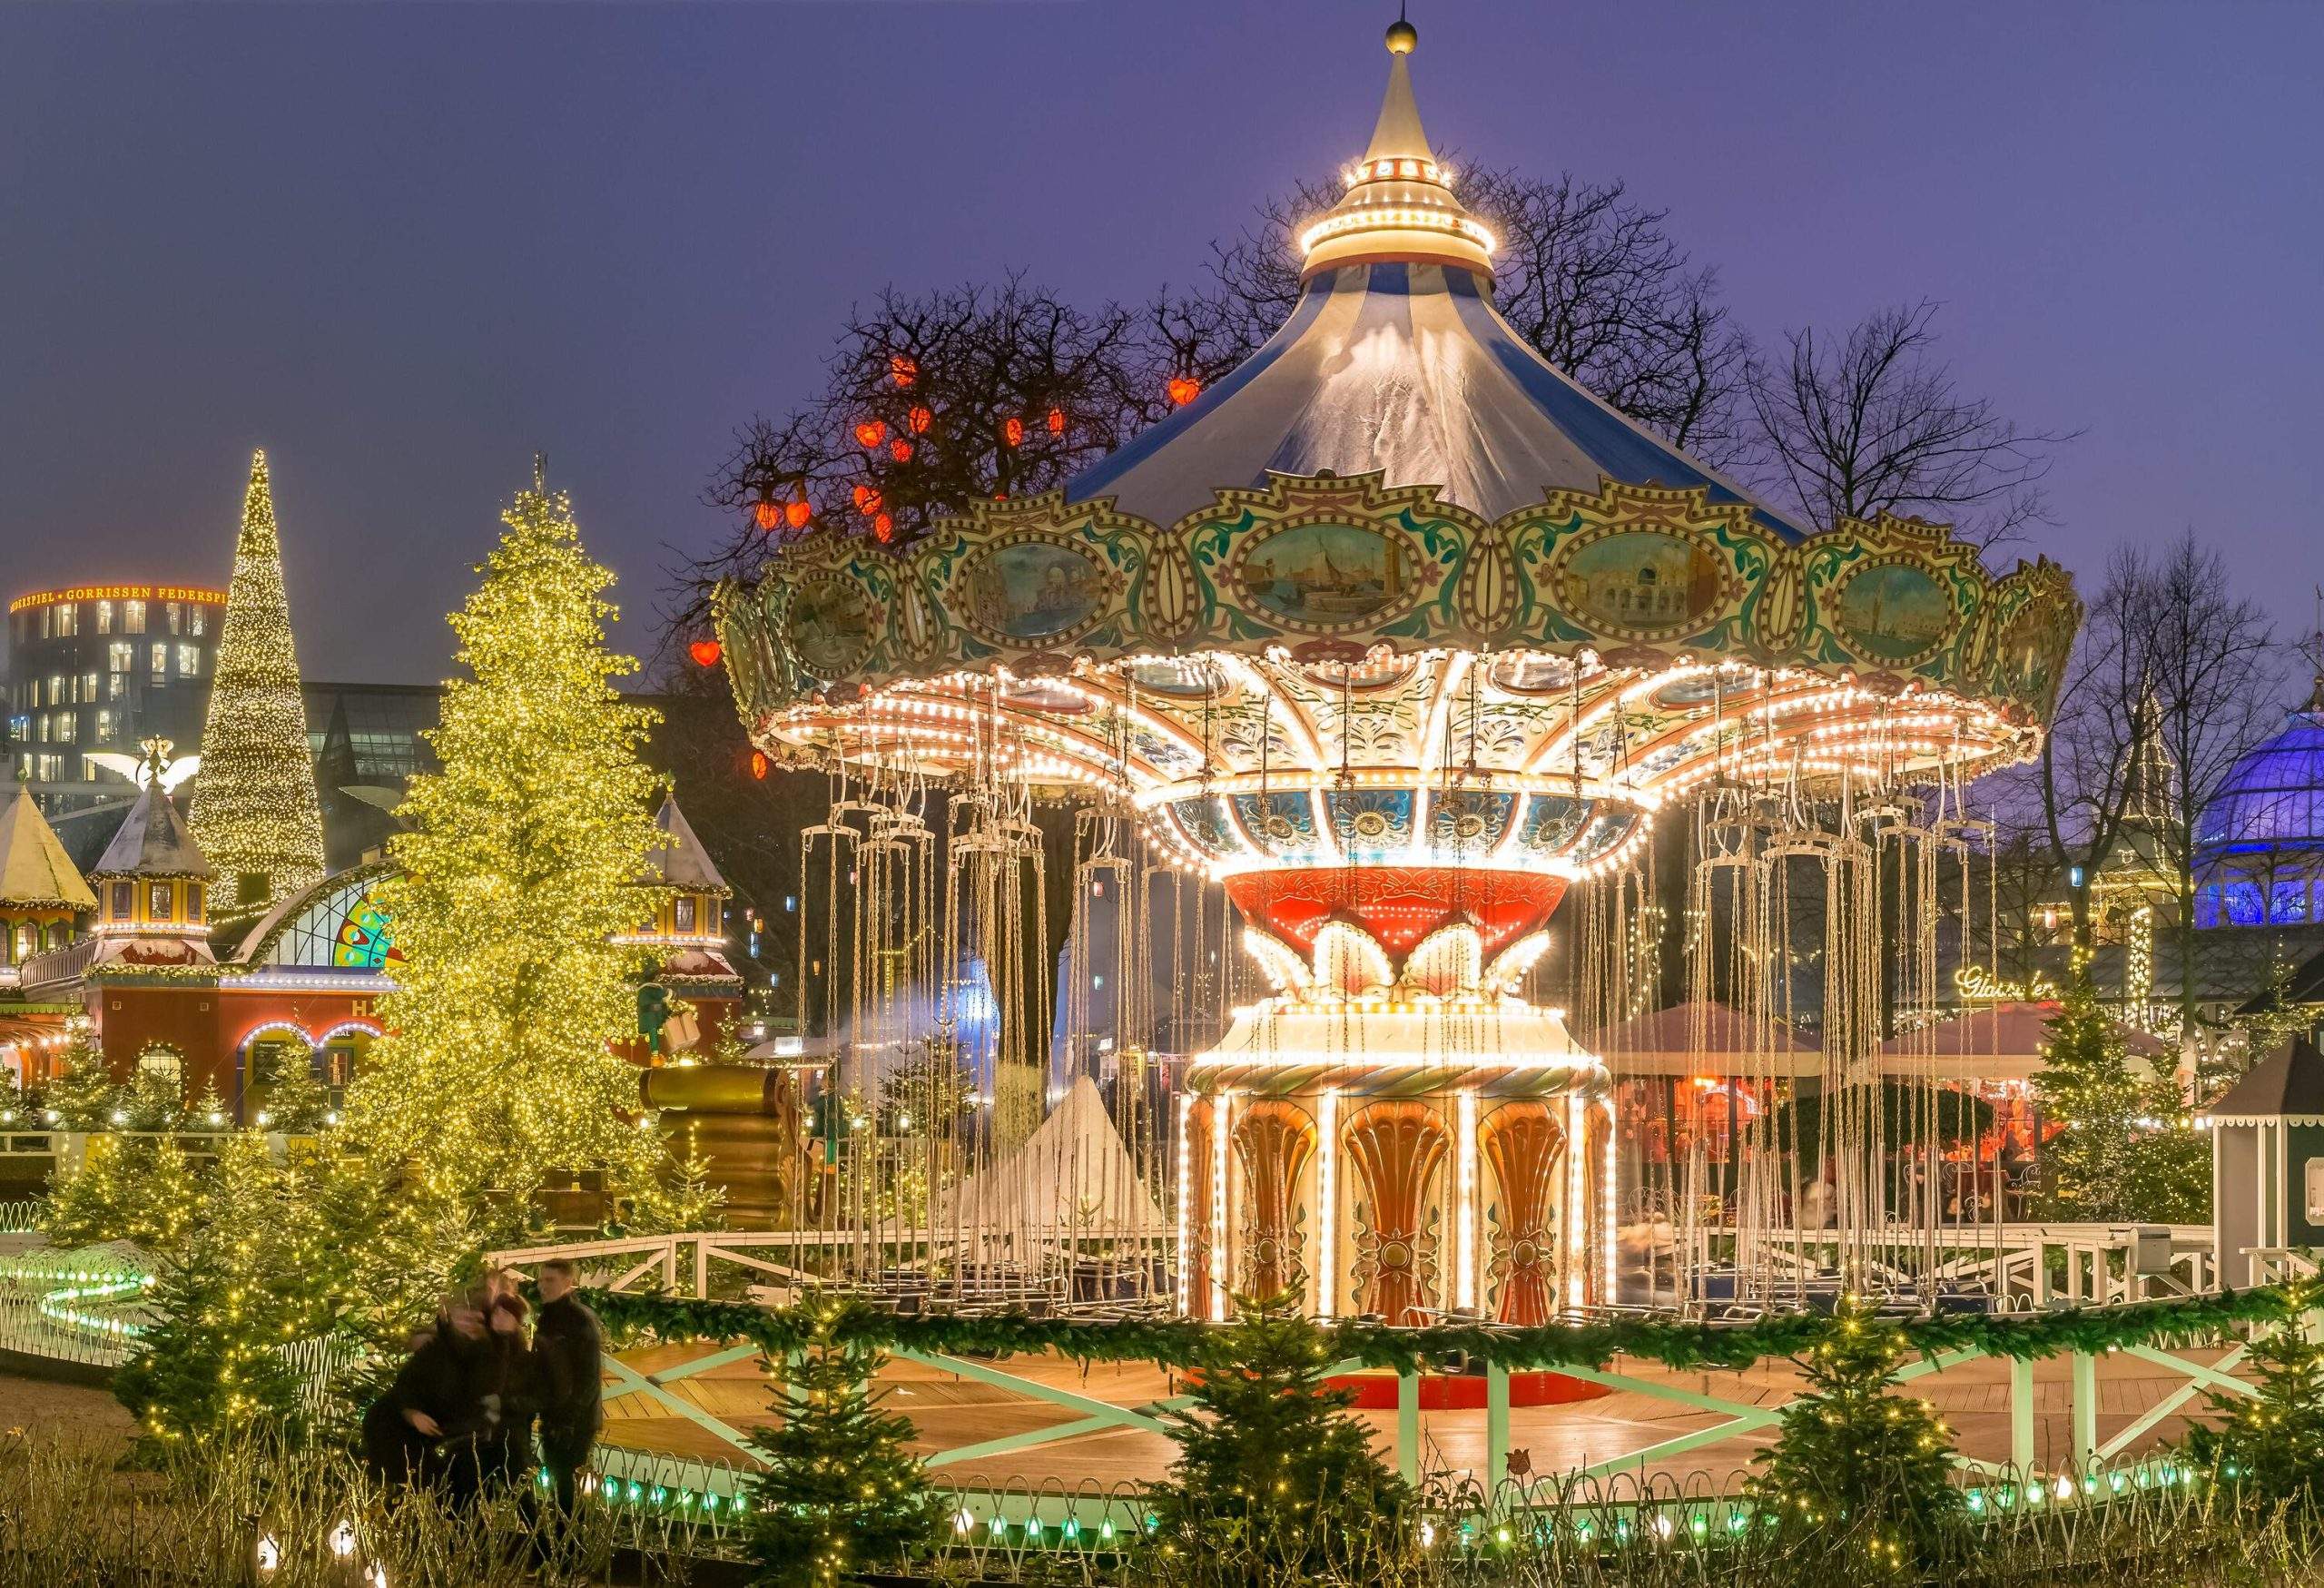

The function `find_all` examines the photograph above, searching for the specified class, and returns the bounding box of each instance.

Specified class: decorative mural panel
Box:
[1234,1102,1316,1302]
[1343,1101,1449,1326]
[720,472,2073,823]
[1482,1102,1566,1327]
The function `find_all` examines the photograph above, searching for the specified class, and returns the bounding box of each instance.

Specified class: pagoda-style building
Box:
[85,743,216,972]
[0,774,93,971]
[0,774,96,1086]
[622,793,745,1061]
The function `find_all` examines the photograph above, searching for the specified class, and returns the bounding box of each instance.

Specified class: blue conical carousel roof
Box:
[1068,261,1807,539]
[1065,30,1809,541]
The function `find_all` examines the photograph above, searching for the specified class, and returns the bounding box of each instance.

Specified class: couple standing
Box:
[362,1257,604,1515]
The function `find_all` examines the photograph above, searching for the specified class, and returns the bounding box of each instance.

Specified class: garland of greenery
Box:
[584,1283,2310,1375]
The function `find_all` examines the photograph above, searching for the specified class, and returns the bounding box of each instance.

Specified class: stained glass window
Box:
[331,886,399,970]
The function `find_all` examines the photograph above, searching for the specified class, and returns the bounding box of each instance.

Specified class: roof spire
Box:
[1301,16,1494,282]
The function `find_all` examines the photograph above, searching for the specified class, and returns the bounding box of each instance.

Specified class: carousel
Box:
[715,23,2080,1324]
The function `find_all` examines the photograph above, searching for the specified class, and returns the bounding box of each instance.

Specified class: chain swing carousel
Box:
[716,24,2080,1331]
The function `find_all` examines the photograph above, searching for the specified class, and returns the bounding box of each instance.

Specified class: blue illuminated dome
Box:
[2194,680,2324,927]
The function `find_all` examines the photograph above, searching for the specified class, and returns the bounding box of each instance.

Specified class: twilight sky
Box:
[4,2,2319,686]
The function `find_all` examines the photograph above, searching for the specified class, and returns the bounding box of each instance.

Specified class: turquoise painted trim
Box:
[654,1342,762,1385]
[894,1349,1172,1435]
[924,1414,1134,1470]
[601,1356,762,1460]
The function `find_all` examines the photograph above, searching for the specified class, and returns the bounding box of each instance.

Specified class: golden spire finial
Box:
[1300,16,1492,282]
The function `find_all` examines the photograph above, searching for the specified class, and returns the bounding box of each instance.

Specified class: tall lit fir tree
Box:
[188,450,327,917]
[347,468,665,1214]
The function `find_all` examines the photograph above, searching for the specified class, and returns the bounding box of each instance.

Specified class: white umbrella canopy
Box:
[1592,999,1823,1080]
[938,1074,1166,1243]
[1874,1001,2172,1082]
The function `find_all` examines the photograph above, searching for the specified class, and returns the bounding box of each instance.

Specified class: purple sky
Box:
[5,2,2319,685]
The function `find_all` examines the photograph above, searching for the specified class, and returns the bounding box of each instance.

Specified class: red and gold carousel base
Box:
[1326,1368,1612,1410]
[1224,864,1567,961]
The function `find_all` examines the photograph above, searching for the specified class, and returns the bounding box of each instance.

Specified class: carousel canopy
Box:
[719,21,2079,978]
[1066,46,1806,537]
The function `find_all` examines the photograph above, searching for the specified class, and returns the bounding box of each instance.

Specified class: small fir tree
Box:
[42,1134,199,1250]
[189,1078,231,1131]
[607,1130,727,1236]
[114,1134,325,1447]
[746,1323,941,1588]
[2182,1284,2324,1508]
[347,469,666,1212]
[2035,981,2206,1221]
[44,1047,122,1131]
[1743,1298,1965,1568]
[256,1054,331,1134]
[187,450,327,918]
[1150,1291,1415,1583]
[118,1065,186,1132]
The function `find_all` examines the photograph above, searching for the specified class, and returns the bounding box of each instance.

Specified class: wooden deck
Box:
[596,1341,2235,1490]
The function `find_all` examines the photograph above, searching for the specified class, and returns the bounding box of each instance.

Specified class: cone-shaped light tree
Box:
[347,469,665,1213]
[188,451,327,916]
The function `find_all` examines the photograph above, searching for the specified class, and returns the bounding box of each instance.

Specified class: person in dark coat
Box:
[529,1258,604,1516]
[479,1270,536,1492]
[361,1291,500,1503]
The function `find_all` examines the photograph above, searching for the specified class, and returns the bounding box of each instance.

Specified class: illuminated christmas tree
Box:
[747,1318,940,1588]
[1742,1298,1965,1568]
[115,1133,313,1447]
[1151,1292,1414,1582]
[188,451,327,917]
[347,466,665,1216]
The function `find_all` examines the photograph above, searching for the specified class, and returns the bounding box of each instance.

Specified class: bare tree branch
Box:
[1741,300,2078,547]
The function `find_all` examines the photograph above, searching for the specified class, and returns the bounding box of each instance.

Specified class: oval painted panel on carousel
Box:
[1832,560,1956,665]
[1238,522,1413,630]
[1552,529,1725,637]
[785,576,878,679]
[958,540,1108,643]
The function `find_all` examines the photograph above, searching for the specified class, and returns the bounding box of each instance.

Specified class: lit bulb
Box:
[255,1535,280,1573]
[329,1521,357,1558]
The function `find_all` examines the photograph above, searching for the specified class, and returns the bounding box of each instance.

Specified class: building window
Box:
[94,709,113,743]
[108,642,134,676]
[112,881,133,921]
[165,601,182,635]
[150,643,167,678]
[81,672,98,703]
[95,600,113,634]
[123,599,145,633]
[186,883,203,922]
[190,606,206,636]
[136,1049,183,1090]
[148,882,173,922]
[177,645,200,676]
[45,675,63,705]
[106,673,125,701]
[44,922,69,953]
[51,714,74,745]
[673,895,697,933]
[52,605,75,638]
